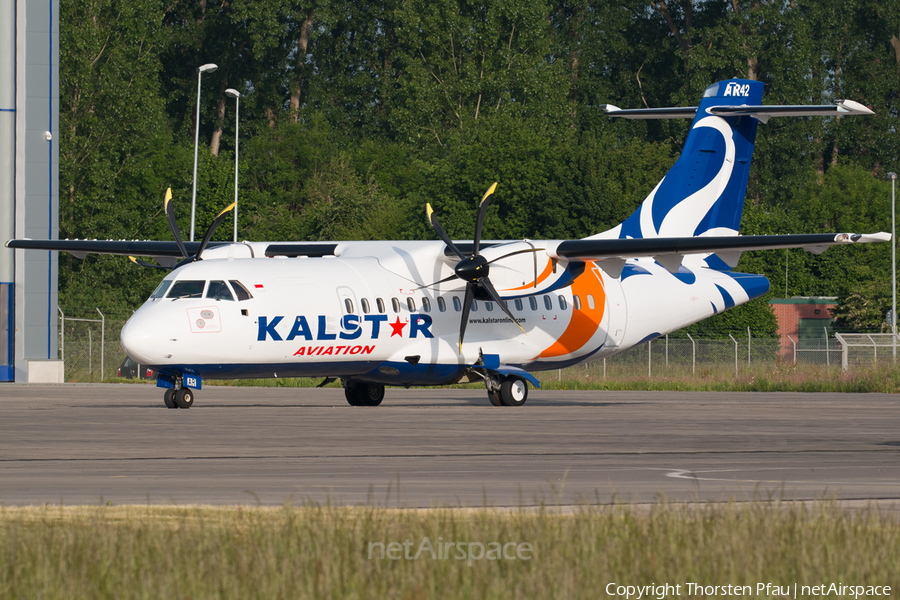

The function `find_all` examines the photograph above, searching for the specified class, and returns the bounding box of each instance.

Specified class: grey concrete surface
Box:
[0,384,897,507]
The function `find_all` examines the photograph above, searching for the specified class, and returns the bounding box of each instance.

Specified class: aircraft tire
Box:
[499,377,528,407]
[175,388,194,409]
[343,380,362,406]
[488,391,503,406]
[164,389,177,409]
[344,381,384,406]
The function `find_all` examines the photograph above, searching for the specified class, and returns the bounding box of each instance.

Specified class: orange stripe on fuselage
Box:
[538,263,606,358]
[502,258,554,292]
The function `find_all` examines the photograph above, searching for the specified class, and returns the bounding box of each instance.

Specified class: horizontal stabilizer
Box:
[601,100,874,122]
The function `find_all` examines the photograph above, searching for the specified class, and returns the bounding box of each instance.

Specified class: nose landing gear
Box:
[162,379,196,409]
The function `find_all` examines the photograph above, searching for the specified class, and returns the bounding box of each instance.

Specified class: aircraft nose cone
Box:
[120,312,159,365]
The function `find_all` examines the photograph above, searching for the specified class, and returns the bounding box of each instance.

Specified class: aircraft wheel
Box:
[361,383,385,406]
[344,380,384,406]
[488,390,503,406]
[163,389,177,409]
[498,377,528,407]
[175,388,194,409]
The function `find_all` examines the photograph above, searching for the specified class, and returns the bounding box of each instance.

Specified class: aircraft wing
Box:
[551,232,890,275]
[4,239,225,259]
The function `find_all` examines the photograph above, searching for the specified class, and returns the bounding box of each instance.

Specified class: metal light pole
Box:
[190,63,218,242]
[225,88,240,243]
[890,172,897,359]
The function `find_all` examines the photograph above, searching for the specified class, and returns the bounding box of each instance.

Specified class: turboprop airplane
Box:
[7,79,890,409]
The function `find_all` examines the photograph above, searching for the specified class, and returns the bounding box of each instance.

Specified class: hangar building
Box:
[1,0,62,382]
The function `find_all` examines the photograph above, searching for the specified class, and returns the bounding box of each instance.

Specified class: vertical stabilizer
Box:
[598,79,764,241]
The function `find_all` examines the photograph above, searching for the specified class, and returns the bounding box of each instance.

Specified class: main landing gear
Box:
[343,380,385,407]
[486,375,528,407]
[163,386,194,409]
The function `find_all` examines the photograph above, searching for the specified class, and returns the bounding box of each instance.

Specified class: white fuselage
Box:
[120,239,768,385]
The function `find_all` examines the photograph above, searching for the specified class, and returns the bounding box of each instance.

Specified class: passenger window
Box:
[485,301,493,312]
[422,297,432,313]
[587,294,596,310]
[452,296,461,312]
[167,280,205,299]
[543,295,552,311]
[559,296,567,311]
[573,295,581,310]
[151,280,172,299]
[344,298,354,314]
[438,297,446,312]
[229,280,253,301]
[377,298,386,313]
[471,300,478,312]
[514,299,523,311]
[206,280,234,301]
[361,298,370,314]
[407,297,416,312]
[529,296,538,311]
[391,298,401,313]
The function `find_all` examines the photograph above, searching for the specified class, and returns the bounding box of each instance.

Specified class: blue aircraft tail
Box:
[610,79,764,240]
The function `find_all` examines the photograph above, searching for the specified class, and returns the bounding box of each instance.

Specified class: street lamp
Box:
[190,63,218,242]
[889,172,897,358]
[225,88,240,243]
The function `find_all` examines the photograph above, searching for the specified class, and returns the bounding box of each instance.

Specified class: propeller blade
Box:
[196,202,236,260]
[479,277,526,335]
[128,256,169,270]
[427,204,466,260]
[485,247,544,266]
[458,282,476,353]
[472,182,497,255]
[164,188,189,259]
[412,272,462,291]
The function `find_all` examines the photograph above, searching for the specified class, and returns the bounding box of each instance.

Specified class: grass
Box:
[1,500,898,599]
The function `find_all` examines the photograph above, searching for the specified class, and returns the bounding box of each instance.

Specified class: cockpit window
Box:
[150,279,173,299]
[167,280,205,299]
[229,280,253,301]
[206,280,234,301]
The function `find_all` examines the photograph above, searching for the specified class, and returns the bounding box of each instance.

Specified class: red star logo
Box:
[389,316,407,337]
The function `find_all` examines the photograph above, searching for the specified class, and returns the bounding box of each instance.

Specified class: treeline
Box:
[59,0,900,334]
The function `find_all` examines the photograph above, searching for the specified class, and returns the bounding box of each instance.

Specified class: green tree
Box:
[59,0,174,312]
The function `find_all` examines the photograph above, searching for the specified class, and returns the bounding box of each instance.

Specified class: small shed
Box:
[768,297,837,360]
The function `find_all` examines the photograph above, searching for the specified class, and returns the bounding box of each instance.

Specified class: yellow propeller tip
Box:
[426,204,434,219]
[216,202,237,218]
[128,256,137,263]
[480,182,498,205]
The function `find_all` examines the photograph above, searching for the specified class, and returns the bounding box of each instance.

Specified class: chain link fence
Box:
[58,311,129,382]
[553,334,848,382]
[56,310,882,383]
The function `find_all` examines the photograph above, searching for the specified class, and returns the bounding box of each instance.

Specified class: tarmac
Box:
[0,384,897,507]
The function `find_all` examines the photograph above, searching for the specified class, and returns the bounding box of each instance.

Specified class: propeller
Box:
[423,183,536,352]
[128,256,167,270]
[132,188,235,270]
